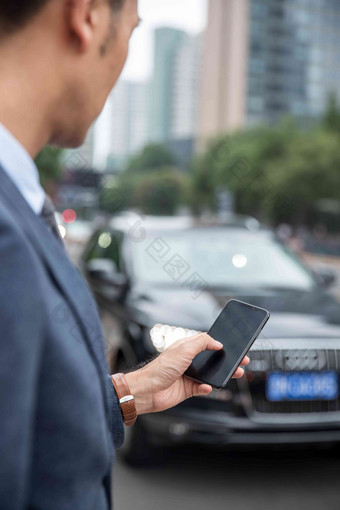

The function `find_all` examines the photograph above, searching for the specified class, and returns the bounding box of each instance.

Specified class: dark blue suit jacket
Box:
[0,166,124,509]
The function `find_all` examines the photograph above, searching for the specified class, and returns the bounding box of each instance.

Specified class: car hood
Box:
[128,285,340,339]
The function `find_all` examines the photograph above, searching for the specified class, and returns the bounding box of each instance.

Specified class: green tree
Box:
[191,119,340,227]
[125,143,176,173]
[265,130,340,225]
[34,146,63,188]
[109,167,186,216]
[101,143,185,216]
[191,120,297,220]
[323,92,340,133]
[99,181,127,214]
[130,168,186,215]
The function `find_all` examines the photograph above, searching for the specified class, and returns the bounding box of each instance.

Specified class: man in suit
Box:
[0,1,249,508]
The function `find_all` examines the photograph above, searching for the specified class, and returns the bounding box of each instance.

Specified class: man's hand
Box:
[124,333,250,416]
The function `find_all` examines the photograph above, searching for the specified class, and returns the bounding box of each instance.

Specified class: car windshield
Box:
[130,229,315,291]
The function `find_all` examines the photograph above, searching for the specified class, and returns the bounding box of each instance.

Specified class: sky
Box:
[122,0,208,81]
[94,0,208,167]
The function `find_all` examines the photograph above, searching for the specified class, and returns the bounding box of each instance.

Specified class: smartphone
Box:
[185,299,270,389]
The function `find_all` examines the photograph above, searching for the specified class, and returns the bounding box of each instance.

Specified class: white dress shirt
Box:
[0,123,45,215]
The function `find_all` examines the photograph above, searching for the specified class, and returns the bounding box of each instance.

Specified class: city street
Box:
[110,252,340,510]
[114,446,340,510]
[3,0,340,509]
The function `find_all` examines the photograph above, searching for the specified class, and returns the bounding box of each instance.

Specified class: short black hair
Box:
[0,0,125,35]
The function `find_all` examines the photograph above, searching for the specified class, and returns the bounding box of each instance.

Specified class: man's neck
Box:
[0,36,57,158]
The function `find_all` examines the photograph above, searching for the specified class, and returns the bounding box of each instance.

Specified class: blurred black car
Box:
[82,213,340,464]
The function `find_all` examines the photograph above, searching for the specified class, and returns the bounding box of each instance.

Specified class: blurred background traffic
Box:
[37,1,340,508]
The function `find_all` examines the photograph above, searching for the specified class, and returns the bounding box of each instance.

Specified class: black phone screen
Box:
[185,300,269,388]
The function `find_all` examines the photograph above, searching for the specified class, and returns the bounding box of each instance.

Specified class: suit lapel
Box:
[0,166,110,416]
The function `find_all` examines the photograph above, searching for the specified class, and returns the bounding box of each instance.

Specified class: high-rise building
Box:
[199,0,340,145]
[93,80,149,170]
[127,81,150,155]
[172,34,203,140]
[149,28,186,142]
[149,28,202,144]
[66,79,149,172]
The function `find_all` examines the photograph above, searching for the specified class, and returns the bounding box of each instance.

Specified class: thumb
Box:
[183,333,223,360]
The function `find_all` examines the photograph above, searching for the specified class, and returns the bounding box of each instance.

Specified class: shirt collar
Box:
[0,123,45,215]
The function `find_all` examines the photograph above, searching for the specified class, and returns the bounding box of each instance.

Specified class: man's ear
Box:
[67,0,101,53]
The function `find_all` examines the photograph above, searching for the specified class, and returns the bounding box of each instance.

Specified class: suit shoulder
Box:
[0,202,46,303]
[0,202,36,261]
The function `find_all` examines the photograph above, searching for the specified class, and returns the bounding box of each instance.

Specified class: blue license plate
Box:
[266,372,338,401]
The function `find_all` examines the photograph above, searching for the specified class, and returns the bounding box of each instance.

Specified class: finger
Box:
[183,333,223,357]
[191,382,213,397]
[232,367,245,379]
[240,356,250,366]
[167,332,222,356]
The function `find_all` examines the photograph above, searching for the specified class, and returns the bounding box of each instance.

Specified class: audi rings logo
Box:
[275,350,326,371]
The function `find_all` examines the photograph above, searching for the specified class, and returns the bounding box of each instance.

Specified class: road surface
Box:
[114,445,340,510]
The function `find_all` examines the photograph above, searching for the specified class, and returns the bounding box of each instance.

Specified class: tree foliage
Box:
[323,92,340,133]
[101,107,340,225]
[125,143,175,173]
[129,168,186,215]
[34,147,63,188]
[102,144,186,216]
[190,117,340,226]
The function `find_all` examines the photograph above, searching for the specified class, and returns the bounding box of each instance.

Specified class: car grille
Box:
[246,348,340,414]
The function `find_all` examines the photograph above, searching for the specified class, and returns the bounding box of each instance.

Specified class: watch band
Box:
[111,373,137,426]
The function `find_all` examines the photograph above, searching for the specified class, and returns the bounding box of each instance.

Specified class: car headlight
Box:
[150,324,202,353]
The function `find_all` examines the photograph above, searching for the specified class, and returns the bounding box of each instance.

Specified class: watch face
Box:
[120,395,135,404]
